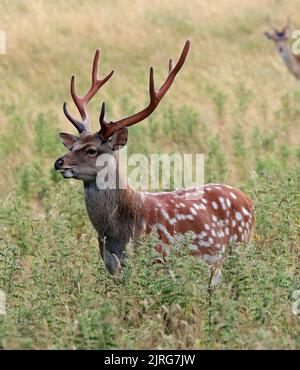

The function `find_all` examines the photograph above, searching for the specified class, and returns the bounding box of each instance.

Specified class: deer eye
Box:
[85,148,97,156]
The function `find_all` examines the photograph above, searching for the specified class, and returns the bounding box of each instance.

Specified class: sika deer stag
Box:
[264,18,300,80]
[54,41,255,284]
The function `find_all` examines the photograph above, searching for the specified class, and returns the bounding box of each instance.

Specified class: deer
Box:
[264,18,300,80]
[54,41,255,285]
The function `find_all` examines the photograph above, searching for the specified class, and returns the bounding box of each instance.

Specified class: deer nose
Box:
[54,157,64,170]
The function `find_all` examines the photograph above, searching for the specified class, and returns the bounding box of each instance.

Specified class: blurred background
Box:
[0,0,299,349]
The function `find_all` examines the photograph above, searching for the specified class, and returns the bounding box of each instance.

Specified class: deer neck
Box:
[278,44,300,78]
[83,175,143,244]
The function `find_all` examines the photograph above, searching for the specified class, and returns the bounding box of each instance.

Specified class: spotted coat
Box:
[140,183,255,276]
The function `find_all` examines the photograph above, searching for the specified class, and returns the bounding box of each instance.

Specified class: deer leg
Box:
[98,236,126,275]
[210,266,223,287]
[207,261,223,296]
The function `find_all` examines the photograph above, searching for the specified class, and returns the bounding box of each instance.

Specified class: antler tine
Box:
[149,67,156,103]
[284,16,291,31]
[63,49,114,134]
[267,17,277,32]
[169,59,174,74]
[158,40,190,98]
[99,40,191,140]
[63,102,86,133]
[99,102,107,127]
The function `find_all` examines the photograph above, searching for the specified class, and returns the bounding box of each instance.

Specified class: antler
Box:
[267,17,278,33]
[283,16,291,32]
[98,40,191,140]
[63,49,114,134]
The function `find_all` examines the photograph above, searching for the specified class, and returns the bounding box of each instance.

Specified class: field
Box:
[0,0,299,349]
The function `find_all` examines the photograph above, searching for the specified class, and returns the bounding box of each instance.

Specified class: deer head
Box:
[264,17,291,54]
[54,41,191,183]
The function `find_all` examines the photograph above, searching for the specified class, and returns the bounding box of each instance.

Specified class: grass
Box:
[0,0,299,349]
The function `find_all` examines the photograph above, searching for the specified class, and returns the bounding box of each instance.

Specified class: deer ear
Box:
[109,127,128,151]
[59,132,79,150]
[264,31,275,40]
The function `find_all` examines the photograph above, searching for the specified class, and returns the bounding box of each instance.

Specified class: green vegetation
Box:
[0,0,299,349]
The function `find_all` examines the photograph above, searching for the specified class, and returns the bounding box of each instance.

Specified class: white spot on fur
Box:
[195,203,206,210]
[219,197,227,210]
[168,218,177,225]
[176,214,194,221]
[212,202,218,210]
[185,214,194,220]
[160,208,170,220]
[190,207,197,216]
[230,192,237,200]
[235,212,242,221]
[199,240,210,247]
[212,215,218,222]
[217,230,225,238]
[154,223,173,242]
[199,231,207,239]
[242,207,249,216]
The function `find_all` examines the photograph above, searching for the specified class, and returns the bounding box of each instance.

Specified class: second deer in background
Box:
[264,18,300,80]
